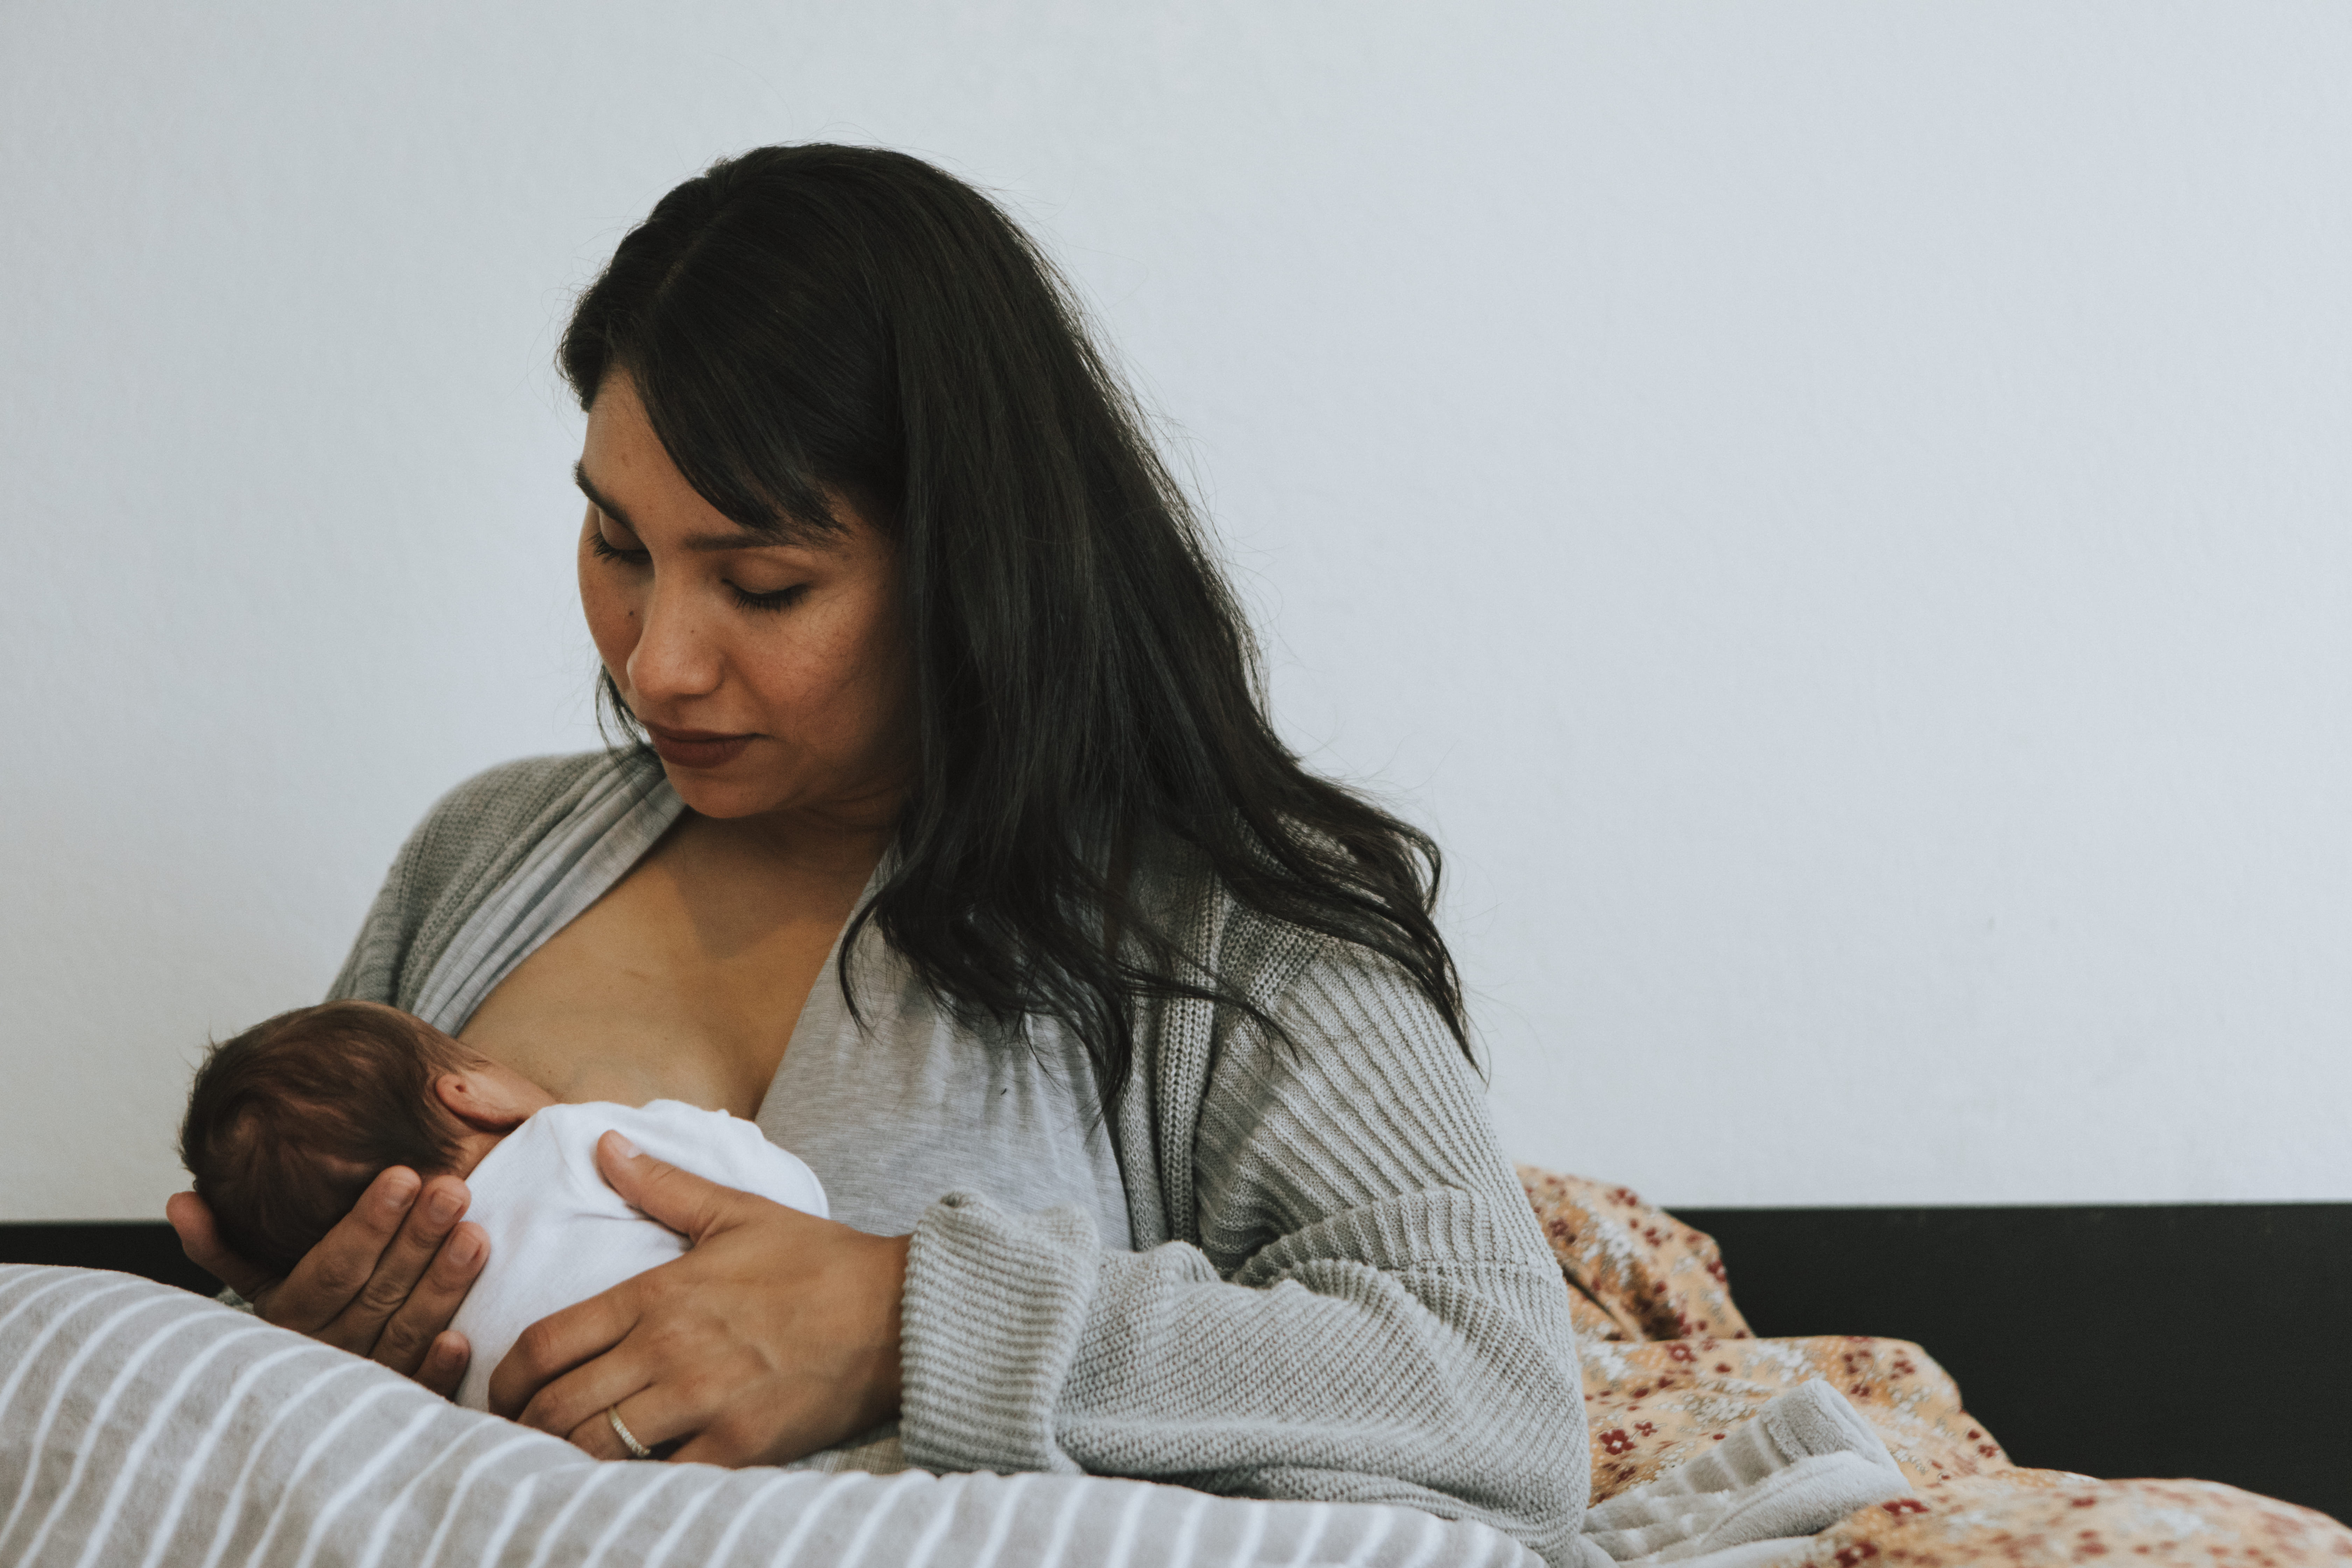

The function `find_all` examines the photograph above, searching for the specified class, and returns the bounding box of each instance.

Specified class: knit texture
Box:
[328,752,1591,1564]
[329,752,636,1012]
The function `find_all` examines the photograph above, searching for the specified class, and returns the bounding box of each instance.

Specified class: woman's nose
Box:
[625,579,723,702]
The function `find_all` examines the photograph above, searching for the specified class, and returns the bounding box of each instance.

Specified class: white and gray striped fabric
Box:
[0,1265,1540,1568]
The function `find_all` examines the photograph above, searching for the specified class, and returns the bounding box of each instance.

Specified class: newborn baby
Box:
[179,999,827,1410]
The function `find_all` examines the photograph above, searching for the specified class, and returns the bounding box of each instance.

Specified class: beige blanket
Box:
[1519,1167,2352,1566]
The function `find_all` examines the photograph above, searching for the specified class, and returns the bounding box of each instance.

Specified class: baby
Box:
[179,999,827,1411]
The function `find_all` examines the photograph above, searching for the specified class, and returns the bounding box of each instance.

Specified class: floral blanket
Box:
[1520,1167,2352,1567]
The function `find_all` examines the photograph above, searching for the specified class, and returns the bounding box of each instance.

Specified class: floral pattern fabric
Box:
[1519,1167,2352,1566]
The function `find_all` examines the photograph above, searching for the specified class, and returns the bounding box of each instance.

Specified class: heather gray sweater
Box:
[328,751,1590,1563]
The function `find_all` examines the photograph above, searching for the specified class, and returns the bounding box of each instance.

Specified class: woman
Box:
[166,144,1587,1560]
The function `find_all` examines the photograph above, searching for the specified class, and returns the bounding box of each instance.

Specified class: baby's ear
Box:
[433,1068,536,1133]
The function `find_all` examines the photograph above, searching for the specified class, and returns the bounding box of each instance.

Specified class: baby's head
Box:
[180,1000,552,1275]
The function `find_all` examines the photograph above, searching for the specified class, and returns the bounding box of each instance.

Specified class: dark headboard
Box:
[1676,1203,2349,1524]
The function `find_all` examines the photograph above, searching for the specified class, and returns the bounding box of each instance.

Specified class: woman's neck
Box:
[686,798,899,885]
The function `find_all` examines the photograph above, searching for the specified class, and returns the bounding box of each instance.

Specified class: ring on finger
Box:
[606,1404,653,1461]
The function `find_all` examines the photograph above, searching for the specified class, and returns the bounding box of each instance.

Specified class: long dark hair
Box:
[560,144,1469,1112]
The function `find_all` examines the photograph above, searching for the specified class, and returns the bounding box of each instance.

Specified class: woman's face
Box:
[575,371,915,827]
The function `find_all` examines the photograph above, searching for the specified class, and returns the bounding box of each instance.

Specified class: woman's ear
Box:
[432,1066,544,1134]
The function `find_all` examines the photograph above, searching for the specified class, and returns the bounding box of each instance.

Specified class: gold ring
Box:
[605,1403,653,1460]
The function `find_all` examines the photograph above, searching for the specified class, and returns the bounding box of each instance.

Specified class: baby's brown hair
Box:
[180,1001,469,1276]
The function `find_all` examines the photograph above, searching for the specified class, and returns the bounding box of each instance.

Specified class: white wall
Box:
[5,2,2348,1220]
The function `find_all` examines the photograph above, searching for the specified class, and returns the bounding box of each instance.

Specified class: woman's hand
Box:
[489,1132,909,1466]
[165,1166,490,1398]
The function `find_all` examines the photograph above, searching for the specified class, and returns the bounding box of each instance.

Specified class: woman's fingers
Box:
[263,1166,423,1336]
[366,1218,488,1378]
[491,1285,637,1422]
[414,1329,474,1401]
[170,1169,486,1399]
[164,1190,273,1302]
[505,1201,907,1470]
[667,1411,780,1469]
[562,1378,694,1462]
[273,1168,471,1354]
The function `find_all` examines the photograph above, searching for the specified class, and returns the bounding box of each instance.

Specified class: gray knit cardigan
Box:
[327,753,1590,1564]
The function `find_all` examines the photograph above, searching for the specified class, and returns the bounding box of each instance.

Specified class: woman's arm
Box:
[895,942,1589,1566]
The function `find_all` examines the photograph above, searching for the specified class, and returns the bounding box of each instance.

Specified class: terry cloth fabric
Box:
[447,1100,827,1412]
[1581,1380,1912,1563]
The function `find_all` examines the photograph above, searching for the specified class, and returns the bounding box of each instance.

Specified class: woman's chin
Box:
[656,764,782,821]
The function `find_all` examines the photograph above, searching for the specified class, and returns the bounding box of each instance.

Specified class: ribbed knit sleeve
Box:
[896,939,1589,1566]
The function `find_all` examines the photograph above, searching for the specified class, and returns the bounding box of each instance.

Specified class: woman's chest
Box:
[457,830,862,1118]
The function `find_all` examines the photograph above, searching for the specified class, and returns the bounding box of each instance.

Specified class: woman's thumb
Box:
[595,1130,732,1242]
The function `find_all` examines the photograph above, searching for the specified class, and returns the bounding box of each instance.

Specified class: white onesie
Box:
[449,1099,828,1412]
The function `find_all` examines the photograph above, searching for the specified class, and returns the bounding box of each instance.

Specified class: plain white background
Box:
[4,3,2347,1220]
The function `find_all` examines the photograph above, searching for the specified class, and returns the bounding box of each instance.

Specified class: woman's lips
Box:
[643,724,757,770]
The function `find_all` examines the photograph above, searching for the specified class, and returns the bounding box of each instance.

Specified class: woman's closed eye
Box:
[587,520,807,612]
[727,581,808,613]
[587,516,649,565]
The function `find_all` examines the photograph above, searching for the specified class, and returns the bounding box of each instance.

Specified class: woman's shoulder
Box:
[1138,838,1408,1000]
[412,749,656,845]
[423,747,654,822]
[328,748,663,1006]
[385,748,658,901]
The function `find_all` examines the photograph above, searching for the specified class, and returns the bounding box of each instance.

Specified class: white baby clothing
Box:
[449,1099,827,1411]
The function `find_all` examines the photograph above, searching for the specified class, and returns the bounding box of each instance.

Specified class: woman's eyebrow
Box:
[573,462,814,552]
[573,463,638,531]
